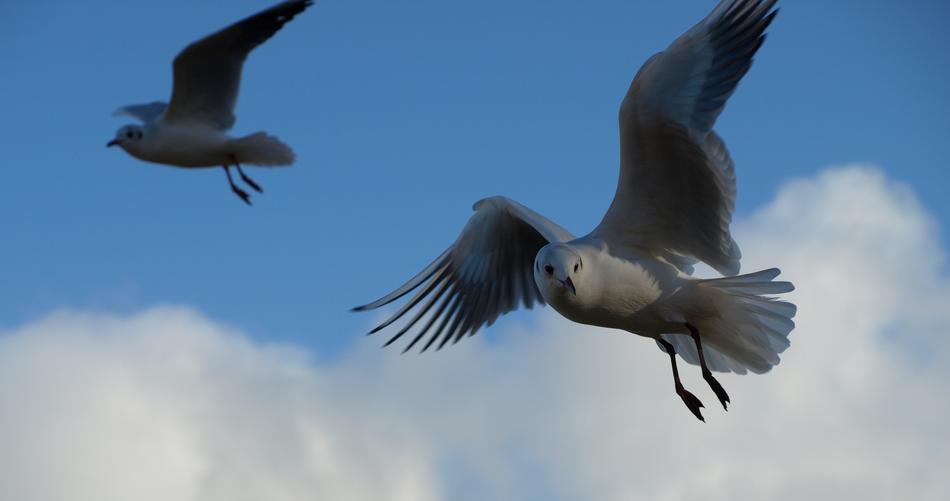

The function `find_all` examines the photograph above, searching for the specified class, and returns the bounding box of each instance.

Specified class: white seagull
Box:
[355,0,794,421]
[107,0,313,205]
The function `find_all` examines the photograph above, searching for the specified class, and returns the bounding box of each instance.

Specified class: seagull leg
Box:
[686,323,730,410]
[223,165,252,205]
[658,338,705,422]
[230,155,263,193]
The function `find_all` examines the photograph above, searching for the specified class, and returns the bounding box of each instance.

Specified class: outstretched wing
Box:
[112,101,168,124]
[162,0,313,130]
[592,0,777,276]
[354,196,575,352]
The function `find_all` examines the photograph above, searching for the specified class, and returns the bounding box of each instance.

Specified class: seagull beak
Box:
[561,277,576,296]
[106,139,119,148]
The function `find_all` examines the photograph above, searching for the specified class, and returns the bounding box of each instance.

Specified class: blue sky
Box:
[2,1,950,499]
[3,0,948,353]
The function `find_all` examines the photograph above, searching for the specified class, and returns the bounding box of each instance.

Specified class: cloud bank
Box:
[1,165,948,501]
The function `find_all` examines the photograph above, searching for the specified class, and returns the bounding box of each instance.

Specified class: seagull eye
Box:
[125,131,133,139]
[574,264,579,272]
[544,265,554,275]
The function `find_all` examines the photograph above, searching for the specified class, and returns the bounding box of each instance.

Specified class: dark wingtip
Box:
[381,336,402,350]
[763,8,779,28]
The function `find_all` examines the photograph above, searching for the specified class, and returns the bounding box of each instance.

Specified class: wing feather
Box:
[592,0,776,276]
[112,101,168,124]
[162,0,313,129]
[354,197,574,352]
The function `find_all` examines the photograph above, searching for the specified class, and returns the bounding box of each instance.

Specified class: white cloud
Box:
[0,310,442,501]
[1,165,948,501]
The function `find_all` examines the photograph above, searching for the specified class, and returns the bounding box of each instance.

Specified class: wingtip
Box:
[384,335,402,349]
[295,0,316,13]
[364,322,385,336]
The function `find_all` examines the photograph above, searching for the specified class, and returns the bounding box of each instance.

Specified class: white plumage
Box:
[356,0,793,421]
[106,0,313,205]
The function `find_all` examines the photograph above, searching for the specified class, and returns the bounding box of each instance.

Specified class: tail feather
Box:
[657,268,797,375]
[701,267,794,294]
[230,132,295,166]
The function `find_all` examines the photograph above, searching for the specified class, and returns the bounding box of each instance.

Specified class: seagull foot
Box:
[229,156,263,193]
[240,171,263,193]
[232,186,252,205]
[676,384,705,422]
[703,371,730,410]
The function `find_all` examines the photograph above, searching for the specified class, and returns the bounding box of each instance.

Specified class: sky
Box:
[1,1,949,500]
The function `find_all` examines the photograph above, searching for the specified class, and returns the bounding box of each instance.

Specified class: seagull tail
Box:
[657,268,797,375]
[230,132,295,167]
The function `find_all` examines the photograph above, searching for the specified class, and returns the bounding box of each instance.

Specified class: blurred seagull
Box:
[107,0,313,205]
[354,0,795,421]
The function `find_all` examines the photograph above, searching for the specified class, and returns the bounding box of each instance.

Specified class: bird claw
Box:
[677,385,705,422]
[241,173,263,193]
[232,187,252,205]
[704,372,731,411]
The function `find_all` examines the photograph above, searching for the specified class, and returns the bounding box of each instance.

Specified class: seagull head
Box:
[107,124,145,150]
[535,243,584,297]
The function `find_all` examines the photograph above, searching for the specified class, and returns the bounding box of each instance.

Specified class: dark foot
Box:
[223,164,253,205]
[232,186,252,205]
[230,156,263,193]
[239,171,263,193]
[676,384,705,422]
[703,370,730,410]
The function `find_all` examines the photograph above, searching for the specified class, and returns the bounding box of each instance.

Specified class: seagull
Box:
[354,0,794,422]
[107,0,314,205]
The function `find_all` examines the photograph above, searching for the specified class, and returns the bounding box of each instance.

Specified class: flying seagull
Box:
[107,0,314,205]
[354,0,794,422]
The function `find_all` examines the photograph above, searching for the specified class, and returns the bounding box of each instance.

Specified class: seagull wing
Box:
[354,196,575,352]
[112,101,168,124]
[591,0,777,276]
[162,0,313,130]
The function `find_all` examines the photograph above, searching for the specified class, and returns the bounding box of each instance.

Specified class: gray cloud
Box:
[1,165,947,501]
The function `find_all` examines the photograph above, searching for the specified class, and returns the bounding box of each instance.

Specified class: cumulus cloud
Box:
[0,309,443,501]
[1,165,948,501]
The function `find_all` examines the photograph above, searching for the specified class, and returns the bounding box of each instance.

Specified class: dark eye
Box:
[544,265,554,275]
[574,263,579,272]
[126,131,134,139]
